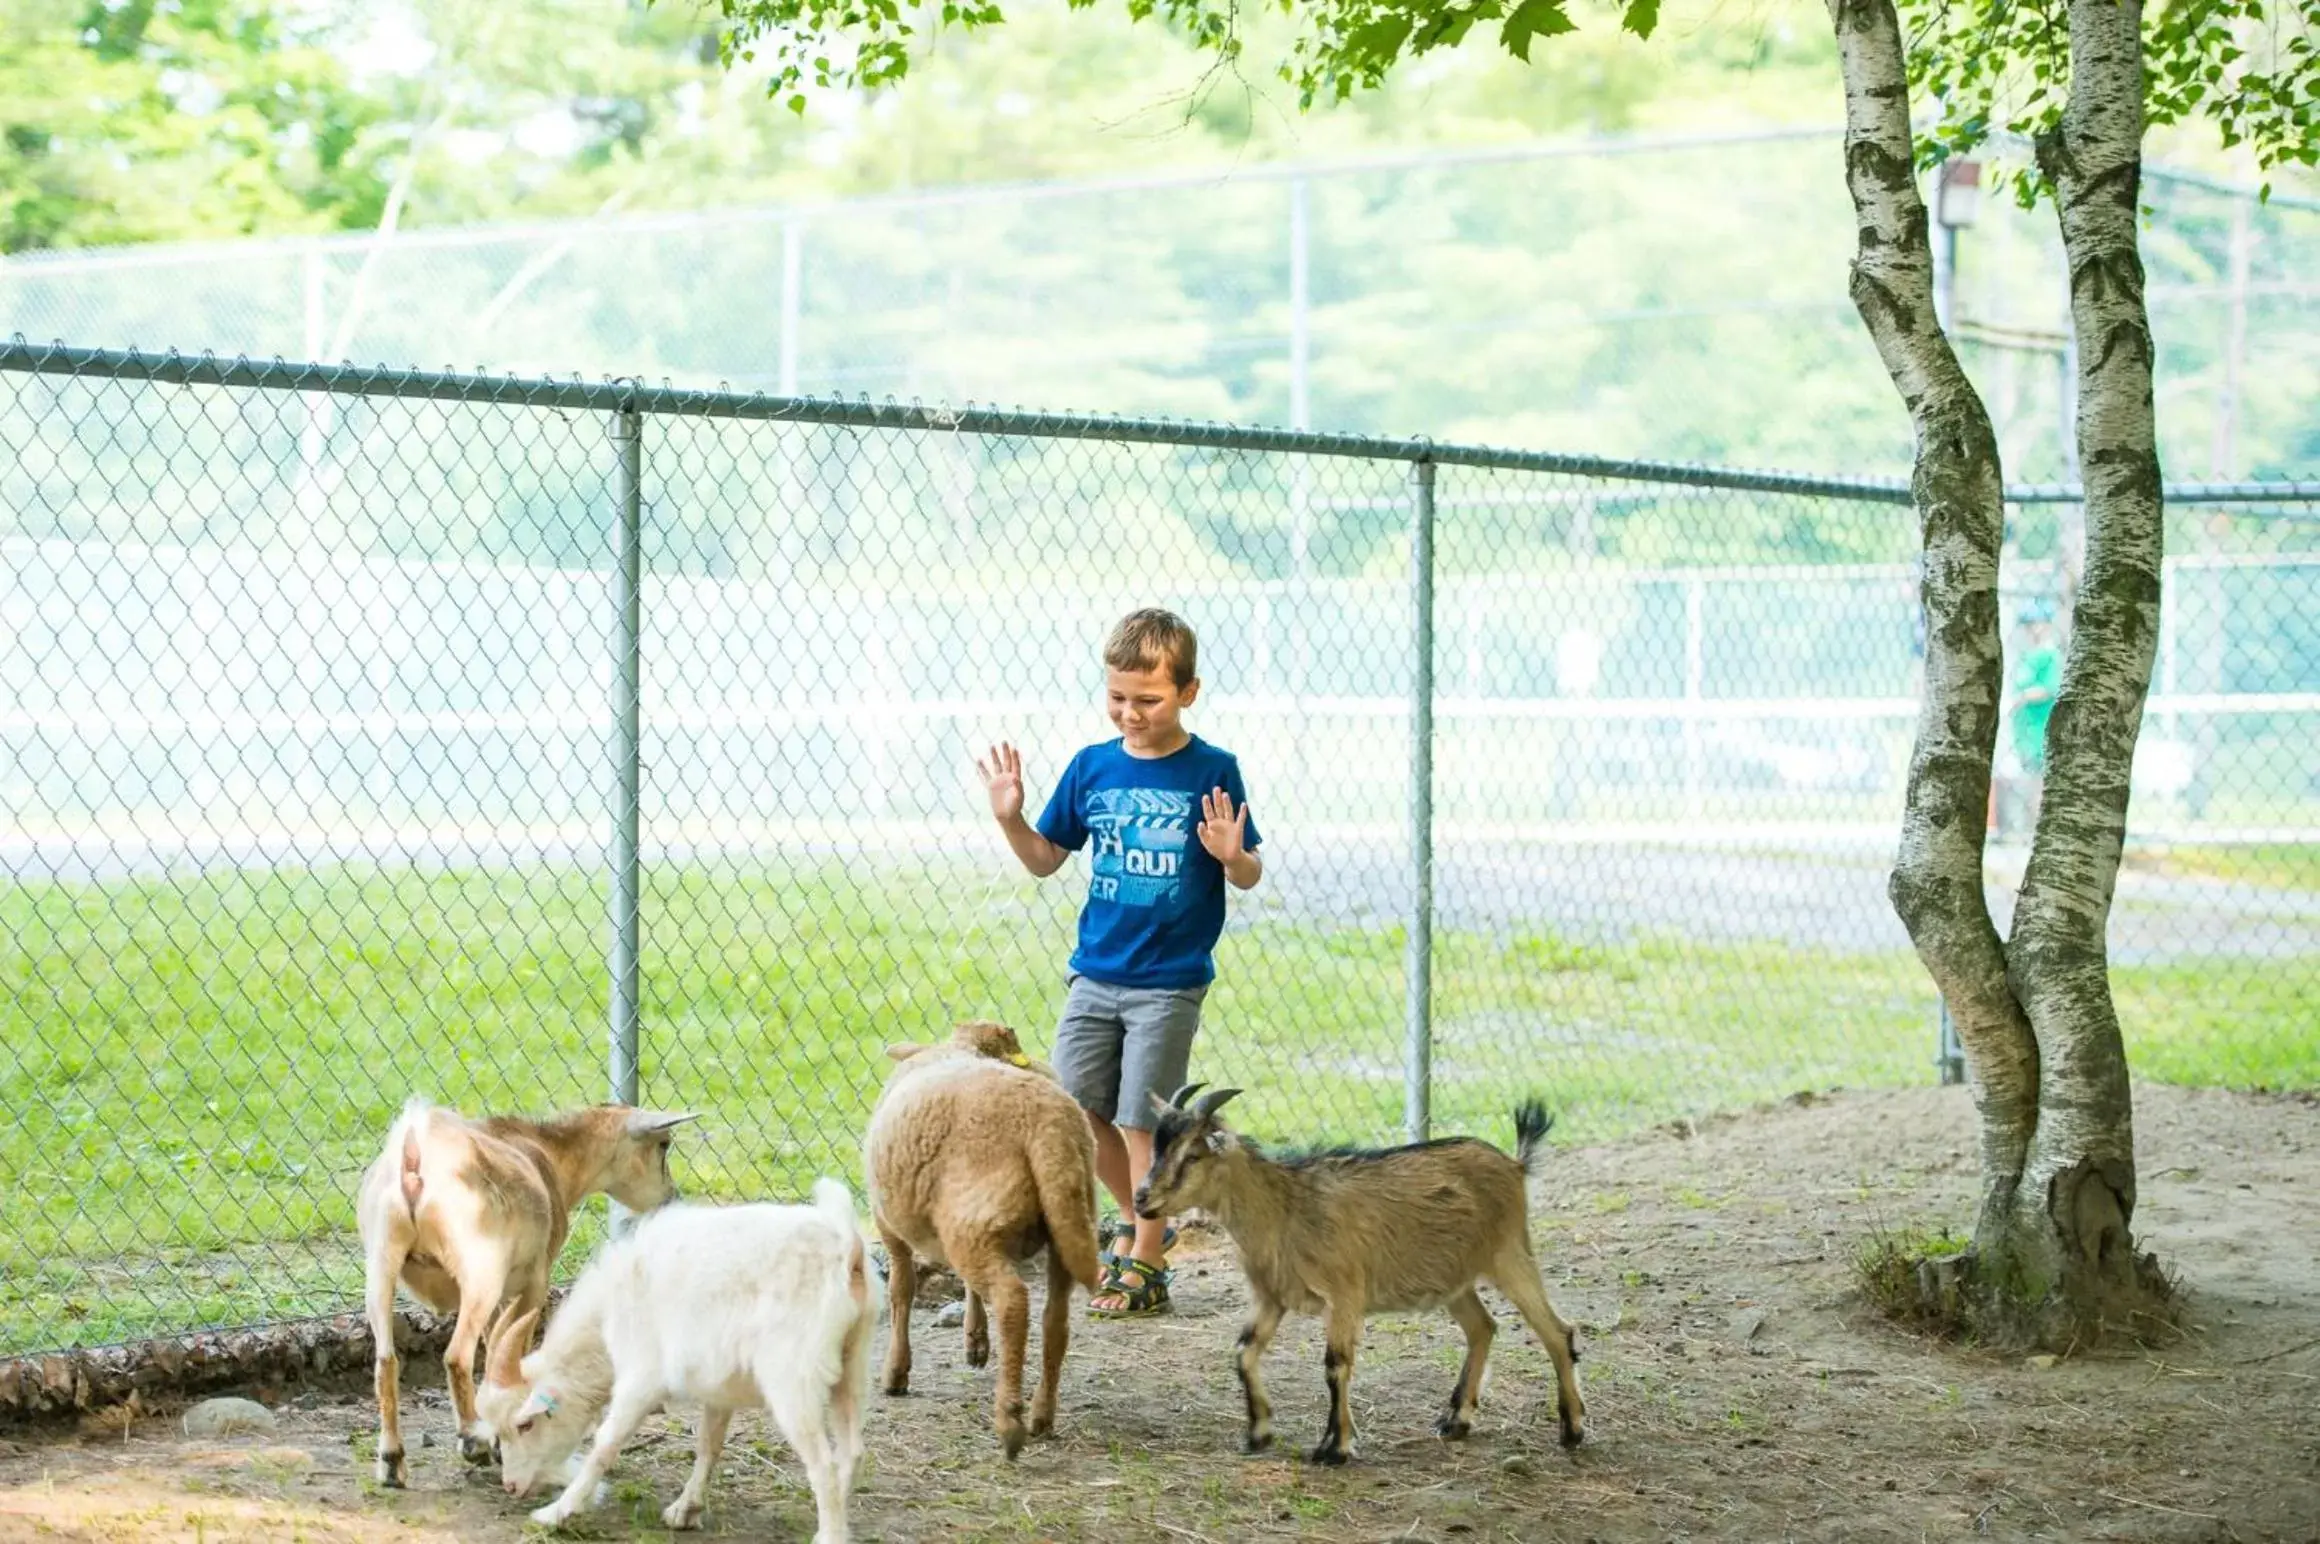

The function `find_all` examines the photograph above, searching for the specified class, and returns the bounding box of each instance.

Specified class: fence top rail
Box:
[2006,481,2320,505]
[6,340,2316,509]
[2,338,1924,503]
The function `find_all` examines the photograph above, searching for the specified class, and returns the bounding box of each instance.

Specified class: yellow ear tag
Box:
[1005,1053,1031,1067]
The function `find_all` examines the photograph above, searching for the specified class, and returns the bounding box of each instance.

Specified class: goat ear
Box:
[885,1043,929,1063]
[627,1110,699,1137]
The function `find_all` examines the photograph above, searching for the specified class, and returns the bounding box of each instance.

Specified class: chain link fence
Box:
[3,133,2313,485]
[3,340,2315,1360]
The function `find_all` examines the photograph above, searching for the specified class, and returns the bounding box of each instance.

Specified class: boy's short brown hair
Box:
[1104,608,1198,688]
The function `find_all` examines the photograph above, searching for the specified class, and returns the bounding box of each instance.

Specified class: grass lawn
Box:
[2121,840,2320,891]
[3,860,2312,1355]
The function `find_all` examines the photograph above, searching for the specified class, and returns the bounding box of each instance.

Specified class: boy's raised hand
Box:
[976,741,1027,821]
[1197,787,1249,864]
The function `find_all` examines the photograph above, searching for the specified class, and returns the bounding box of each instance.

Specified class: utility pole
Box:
[1931,159,1981,335]
[2210,192,2252,481]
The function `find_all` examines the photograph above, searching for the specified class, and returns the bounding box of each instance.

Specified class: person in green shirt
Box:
[2011,605,2062,775]
[2001,601,2062,835]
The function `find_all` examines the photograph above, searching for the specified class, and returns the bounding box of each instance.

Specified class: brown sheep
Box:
[1135,1086,1585,1464]
[865,1019,1101,1458]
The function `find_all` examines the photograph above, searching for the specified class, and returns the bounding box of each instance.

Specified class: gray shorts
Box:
[1052,974,1208,1130]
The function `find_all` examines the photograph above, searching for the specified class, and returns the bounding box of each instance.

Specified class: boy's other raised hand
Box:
[976,741,1027,821]
[1197,787,1249,864]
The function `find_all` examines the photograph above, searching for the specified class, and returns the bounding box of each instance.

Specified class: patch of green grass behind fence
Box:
[2,861,2311,1353]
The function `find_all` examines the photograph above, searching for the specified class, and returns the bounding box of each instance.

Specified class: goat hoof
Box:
[881,1375,911,1397]
[999,1426,1026,1461]
[661,1498,704,1530]
[964,1335,991,1368]
[1307,1442,1350,1466]
[1560,1419,1585,1450]
[1028,1409,1055,1438]
[458,1433,495,1466]
[376,1451,407,1488]
[1242,1430,1274,1456]
[1434,1415,1472,1440]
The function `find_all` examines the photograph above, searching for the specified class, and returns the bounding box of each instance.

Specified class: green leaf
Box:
[1345,14,1414,66]
[1621,0,1661,39]
[1501,0,1574,62]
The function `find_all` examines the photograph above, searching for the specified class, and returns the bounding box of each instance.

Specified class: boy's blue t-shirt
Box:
[1036,735,1262,990]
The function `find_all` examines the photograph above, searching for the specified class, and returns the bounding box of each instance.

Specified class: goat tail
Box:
[1513,1098,1555,1177]
[810,1177,872,1314]
[396,1104,429,1219]
[1033,1157,1104,1291]
[810,1174,877,1446]
[810,1175,857,1232]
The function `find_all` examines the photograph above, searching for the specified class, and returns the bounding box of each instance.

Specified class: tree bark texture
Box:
[1825,0,2040,1246]
[2003,0,2165,1317]
[1829,0,2164,1338]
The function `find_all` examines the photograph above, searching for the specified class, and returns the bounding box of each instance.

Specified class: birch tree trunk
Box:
[1828,0,2168,1341]
[1826,0,2041,1253]
[1998,0,2170,1326]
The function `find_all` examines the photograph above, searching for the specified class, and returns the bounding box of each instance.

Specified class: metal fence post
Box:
[1936,998,1965,1084]
[779,222,802,397]
[1288,177,1311,434]
[1286,181,1316,799]
[1683,576,1706,818]
[1406,457,1436,1144]
[609,403,644,1231]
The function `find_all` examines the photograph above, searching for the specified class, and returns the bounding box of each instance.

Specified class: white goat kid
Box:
[476,1180,876,1540]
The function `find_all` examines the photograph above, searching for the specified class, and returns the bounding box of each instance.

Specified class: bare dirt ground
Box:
[4,1082,2315,1543]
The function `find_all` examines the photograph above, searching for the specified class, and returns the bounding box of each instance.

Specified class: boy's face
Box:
[1107,662,1198,754]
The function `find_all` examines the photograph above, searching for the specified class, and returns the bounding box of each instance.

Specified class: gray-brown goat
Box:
[1134,1085,1585,1465]
[356,1099,696,1486]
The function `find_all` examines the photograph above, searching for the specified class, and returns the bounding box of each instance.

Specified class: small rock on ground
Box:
[181,1397,277,1438]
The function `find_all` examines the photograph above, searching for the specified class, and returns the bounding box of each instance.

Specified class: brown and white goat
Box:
[355,1098,696,1486]
[865,1019,1100,1458]
[1135,1086,1586,1465]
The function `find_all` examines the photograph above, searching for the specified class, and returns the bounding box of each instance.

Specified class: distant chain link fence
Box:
[2,133,2313,486]
[3,340,2315,1359]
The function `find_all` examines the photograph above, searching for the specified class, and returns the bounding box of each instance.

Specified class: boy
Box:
[974,608,1263,1317]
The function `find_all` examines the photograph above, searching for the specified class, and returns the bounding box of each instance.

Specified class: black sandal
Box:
[1098,1219,1176,1274]
[1087,1257,1171,1318]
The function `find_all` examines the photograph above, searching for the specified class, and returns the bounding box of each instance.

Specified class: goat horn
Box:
[484,1305,540,1390]
[480,1301,515,1386]
[1165,1082,1206,1110]
[479,1299,510,1354]
[1190,1087,1242,1119]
